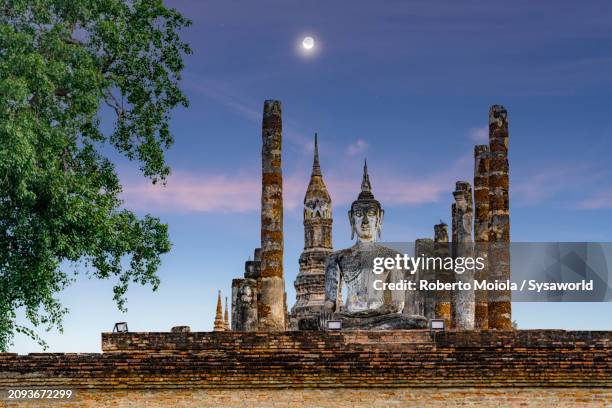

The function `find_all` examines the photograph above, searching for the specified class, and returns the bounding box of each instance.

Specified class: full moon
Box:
[302,36,315,50]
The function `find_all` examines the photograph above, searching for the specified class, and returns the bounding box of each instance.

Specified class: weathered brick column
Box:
[415,238,435,319]
[434,222,451,326]
[474,144,490,330]
[258,100,287,331]
[452,181,475,330]
[487,105,512,330]
[450,203,457,327]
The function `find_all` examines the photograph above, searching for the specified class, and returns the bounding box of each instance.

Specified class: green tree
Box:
[0,0,191,351]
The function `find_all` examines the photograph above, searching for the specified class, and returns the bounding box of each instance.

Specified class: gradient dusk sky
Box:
[12,0,612,353]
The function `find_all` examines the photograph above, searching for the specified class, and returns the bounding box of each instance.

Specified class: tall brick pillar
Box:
[414,238,437,319]
[474,145,490,330]
[452,181,475,330]
[258,100,287,331]
[450,203,457,328]
[487,105,512,330]
[434,222,451,327]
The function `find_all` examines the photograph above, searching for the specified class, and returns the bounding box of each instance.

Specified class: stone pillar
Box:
[433,222,451,327]
[231,248,261,331]
[213,290,225,332]
[258,100,286,331]
[452,181,475,330]
[487,105,512,330]
[451,204,458,253]
[474,145,490,330]
[450,203,457,328]
[230,279,241,330]
[231,278,258,331]
[414,238,434,319]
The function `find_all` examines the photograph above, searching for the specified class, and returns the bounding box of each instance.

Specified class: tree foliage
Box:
[0,0,191,351]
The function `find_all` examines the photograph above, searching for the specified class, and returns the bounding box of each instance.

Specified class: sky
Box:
[12,0,612,353]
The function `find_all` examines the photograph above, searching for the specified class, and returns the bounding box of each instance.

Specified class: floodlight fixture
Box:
[113,322,129,333]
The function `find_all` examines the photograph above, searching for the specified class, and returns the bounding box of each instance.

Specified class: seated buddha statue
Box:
[320,161,427,330]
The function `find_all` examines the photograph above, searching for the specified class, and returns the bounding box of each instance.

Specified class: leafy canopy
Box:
[0,0,191,351]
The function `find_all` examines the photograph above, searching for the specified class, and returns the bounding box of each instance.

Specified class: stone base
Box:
[297,316,321,330]
[334,312,428,330]
[3,330,609,400]
[298,312,428,331]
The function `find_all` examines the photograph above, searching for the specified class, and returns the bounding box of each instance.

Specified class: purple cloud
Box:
[121,155,470,214]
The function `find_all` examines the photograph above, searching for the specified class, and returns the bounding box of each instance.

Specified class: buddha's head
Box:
[349,160,384,242]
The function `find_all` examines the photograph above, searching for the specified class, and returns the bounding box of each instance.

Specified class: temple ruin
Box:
[231,100,288,332]
[474,144,490,329]
[213,290,225,332]
[452,181,475,330]
[230,101,513,333]
[487,105,512,330]
[433,222,451,326]
[4,101,610,407]
[290,134,333,329]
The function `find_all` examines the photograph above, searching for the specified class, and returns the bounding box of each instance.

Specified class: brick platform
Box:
[1,330,611,406]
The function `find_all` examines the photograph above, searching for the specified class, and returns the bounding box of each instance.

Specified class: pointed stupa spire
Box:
[304,133,331,206]
[223,296,230,330]
[312,133,321,176]
[213,290,225,331]
[358,159,375,200]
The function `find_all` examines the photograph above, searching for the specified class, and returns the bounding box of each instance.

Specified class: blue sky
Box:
[12,0,612,353]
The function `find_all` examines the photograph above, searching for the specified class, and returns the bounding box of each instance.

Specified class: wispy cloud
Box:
[513,166,583,206]
[122,155,471,214]
[468,126,488,143]
[122,170,317,214]
[123,155,609,215]
[512,163,610,209]
[576,191,612,209]
[122,173,260,213]
[346,139,369,157]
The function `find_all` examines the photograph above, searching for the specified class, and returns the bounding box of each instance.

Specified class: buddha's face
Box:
[349,203,383,242]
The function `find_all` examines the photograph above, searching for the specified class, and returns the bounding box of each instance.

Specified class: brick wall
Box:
[1,330,611,406]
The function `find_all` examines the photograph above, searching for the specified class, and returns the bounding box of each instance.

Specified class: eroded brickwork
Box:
[452,181,475,330]
[2,331,609,387]
[2,330,610,406]
[414,238,434,318]
[487,105,511,330]
[474,144,490,330]
[433,223,451,326]
[258,100,286,331]
[291,134,333,328]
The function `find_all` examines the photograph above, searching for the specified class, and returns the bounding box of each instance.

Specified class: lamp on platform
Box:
[429,319,445,332]
[113,322,129,333]
[326,320,342,330]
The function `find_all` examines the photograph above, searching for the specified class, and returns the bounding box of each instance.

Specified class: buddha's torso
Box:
[327,242,408,314]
